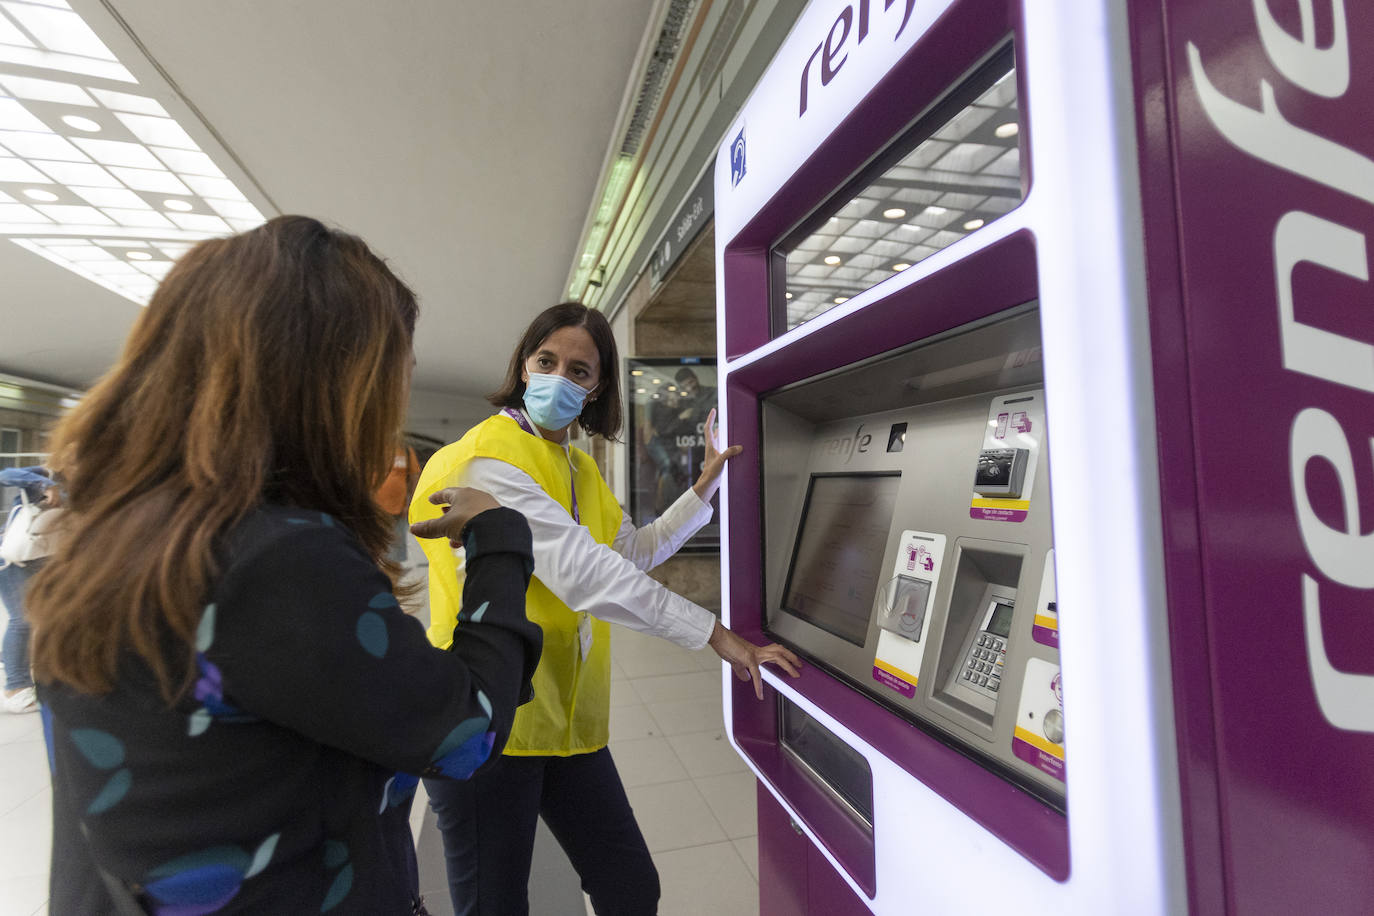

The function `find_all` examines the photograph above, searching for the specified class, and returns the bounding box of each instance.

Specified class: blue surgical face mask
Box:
[523,372,592,431]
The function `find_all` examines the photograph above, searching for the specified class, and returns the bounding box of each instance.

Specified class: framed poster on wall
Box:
[626,356,719,552]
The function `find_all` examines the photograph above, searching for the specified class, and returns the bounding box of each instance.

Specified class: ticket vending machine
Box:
[714,1,1374,914]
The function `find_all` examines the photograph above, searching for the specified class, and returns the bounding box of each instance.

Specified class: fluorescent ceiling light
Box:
[0,130,86,159]
[882,207,906,219]
[892,262,911,271]
[109,166,189,194]
[963,218,985,230]
[0,0,273,304]
[823,255,841,265]
[994,122,1019,138]
[60,114,100,132]
[834,296,848,304]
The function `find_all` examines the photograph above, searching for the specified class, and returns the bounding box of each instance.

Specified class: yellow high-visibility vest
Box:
[410,413,621,756]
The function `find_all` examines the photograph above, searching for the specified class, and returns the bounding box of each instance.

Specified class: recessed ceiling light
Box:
[163,199,193,212]
[882,207,906,219]
[651,393,660,400]
[651,378,661,384]
[893,262,911,271]
[834,296,849,304]
[925,206,947,215]
[784,292,793,300]
[823,255,841,266]
[630,369,643,376]
[22,188,59,202]
[667,385,677,392]
[994,122,1019,138]
[126,250,152,260]
[636,388,646,394]
[62,115,102,132]
[964,218,985,230]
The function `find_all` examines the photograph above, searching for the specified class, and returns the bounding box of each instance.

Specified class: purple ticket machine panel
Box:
[714,0,1374,914]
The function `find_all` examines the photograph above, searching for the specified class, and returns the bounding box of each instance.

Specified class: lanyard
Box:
[502,408,579,524]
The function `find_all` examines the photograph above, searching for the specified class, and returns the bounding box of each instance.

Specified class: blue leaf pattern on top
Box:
[355,612,388,658]
[86,768,132,815]
[144,845,253,915]
[193,654,243,719]
[70,728,124,769]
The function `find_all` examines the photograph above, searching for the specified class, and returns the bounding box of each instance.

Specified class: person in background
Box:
[0,464,60,714]
[412,301,801,916]
[375,442,421,564]
[26,216,542,915]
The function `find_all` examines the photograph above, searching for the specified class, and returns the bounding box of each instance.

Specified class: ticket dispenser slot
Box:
[932,543,1026,732]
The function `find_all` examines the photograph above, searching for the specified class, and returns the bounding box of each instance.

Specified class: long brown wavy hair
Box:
[28,215,418,699]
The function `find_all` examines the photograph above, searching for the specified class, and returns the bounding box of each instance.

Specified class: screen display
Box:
[781,474,902,647]
[986,601,1014,638]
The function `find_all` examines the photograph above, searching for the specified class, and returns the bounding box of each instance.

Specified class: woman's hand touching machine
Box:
[707,621,802,700]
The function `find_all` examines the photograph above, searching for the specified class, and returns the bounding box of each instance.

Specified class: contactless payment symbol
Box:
[730,128,746,187]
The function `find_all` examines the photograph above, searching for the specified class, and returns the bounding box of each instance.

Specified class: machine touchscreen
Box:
[780,473,901,647]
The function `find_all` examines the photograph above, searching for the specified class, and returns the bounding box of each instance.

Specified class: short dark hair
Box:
[488,302,622,440]
[674,367,699,385]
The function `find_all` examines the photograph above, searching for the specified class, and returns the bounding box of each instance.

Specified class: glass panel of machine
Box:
[781,473,901,647]
[781,55,1022,331]
[987,601,1014,638]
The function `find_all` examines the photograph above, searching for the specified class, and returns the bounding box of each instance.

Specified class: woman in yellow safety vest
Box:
[411,301,801,916]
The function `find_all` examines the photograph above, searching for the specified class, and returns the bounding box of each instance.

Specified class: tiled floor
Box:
[0,707,49,915]
[604,627,761,916]
[0,543,762,916]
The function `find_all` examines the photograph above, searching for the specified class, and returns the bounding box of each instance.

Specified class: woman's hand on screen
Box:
[410,487,500,547]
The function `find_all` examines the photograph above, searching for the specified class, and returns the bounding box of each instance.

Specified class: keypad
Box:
[963,631,1007,699]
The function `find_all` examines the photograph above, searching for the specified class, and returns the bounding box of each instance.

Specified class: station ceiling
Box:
[0,0,655,397]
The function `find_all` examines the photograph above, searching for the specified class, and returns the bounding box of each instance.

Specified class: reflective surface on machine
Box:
[782,61,1021,329]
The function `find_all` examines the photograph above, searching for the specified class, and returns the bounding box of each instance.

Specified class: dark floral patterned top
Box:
[40,505,540,915]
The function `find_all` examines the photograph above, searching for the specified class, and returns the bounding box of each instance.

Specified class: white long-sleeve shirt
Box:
[458,432,718,651]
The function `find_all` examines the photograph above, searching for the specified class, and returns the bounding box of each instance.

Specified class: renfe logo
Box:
[798,0,917,117]
[1188,1,1374,733]
[820,424,872,463]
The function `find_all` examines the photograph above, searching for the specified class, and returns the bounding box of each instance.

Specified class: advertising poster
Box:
[626,357,719,551]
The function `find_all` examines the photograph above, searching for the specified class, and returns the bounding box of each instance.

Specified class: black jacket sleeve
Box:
[205,507,540,778]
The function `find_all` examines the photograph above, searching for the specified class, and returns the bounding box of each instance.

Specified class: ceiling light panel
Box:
[781,59,1023,330]
[0,0,270,304]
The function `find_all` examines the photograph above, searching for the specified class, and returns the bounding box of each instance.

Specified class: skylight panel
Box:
[30,158,117,185]
[0,74,93,104]
[0,154,49,181]
[0,129,85,160]
[2,2,117,60]
[69,136,162,168]
[114,112,197,150]
[69,185,146,209]
[106,165,188,193]
[0,1,271,304]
